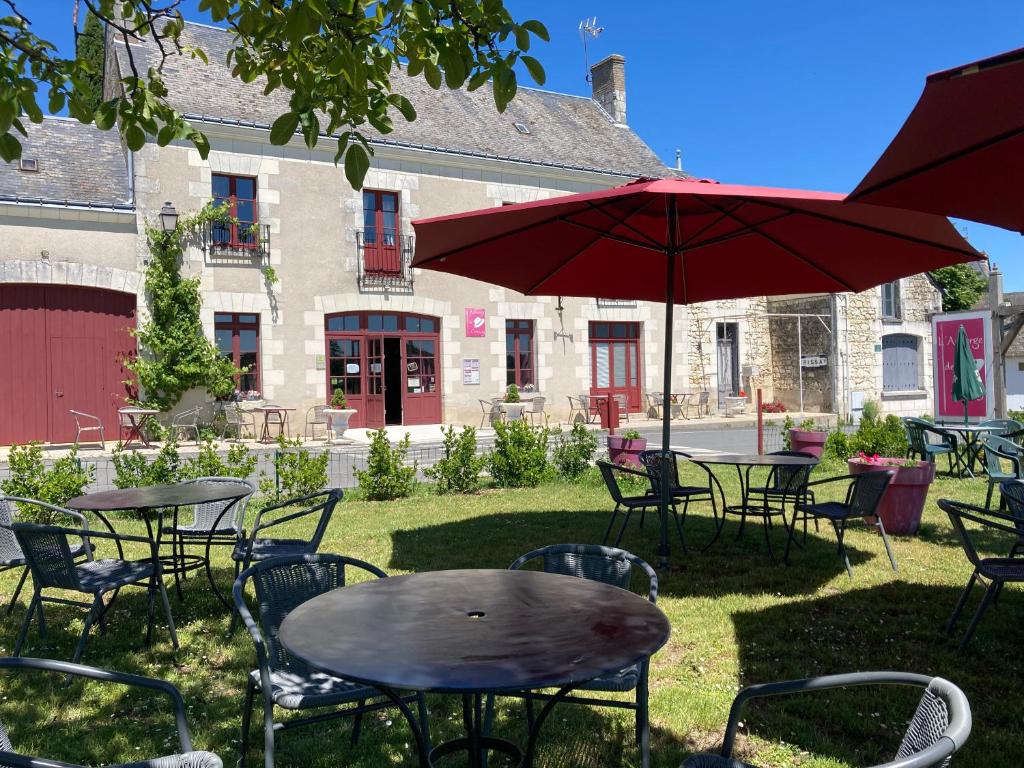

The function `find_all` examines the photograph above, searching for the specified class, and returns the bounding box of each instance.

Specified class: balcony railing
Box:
[597,298,638,308]
[357,229,414,293]
[202,220,271,265]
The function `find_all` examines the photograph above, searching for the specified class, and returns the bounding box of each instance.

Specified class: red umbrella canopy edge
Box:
[412,177,982,305]
[849,46,1024,231]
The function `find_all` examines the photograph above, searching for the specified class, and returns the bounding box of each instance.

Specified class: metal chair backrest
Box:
[0,497,22,563]
[937,499,1005,574]
[764,451,817,493]
[309,404,328,423]
[183,477,256,533]
[848,470,894,518]
[11,522,81,591]
[998,479,1024,538]
[237,554,387,675]
[528,396,546,413]
[173,406,201,426]
[980,418,1023,436]
[894,676,971,766]
[69,410,99,429]
[509,543,658,602]
[638,450,681,493]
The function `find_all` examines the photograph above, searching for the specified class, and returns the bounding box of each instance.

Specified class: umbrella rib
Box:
[686,210,795,250]
[852,123,1024,201]
[580,197,665,249]
[679,200,750,248]
[696,196,859,292]
[749,198,980,257]
[522,230,608,295]
[557,217,668,253]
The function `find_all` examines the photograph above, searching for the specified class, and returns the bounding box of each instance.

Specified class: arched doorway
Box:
[325,311,442,428]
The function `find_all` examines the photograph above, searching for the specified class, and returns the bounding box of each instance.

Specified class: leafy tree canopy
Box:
[0,0,548,188]
[930,263,989,312]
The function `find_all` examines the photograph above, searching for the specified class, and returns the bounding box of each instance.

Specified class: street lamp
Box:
[159,201,178,233]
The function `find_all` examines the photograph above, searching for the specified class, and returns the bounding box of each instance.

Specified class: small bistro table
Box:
[118,407,160,449]
[253,405,295,443]
[689,453,819,560]
[935,423,1004,478]
[279,568,670,768]
[66,480,252,607]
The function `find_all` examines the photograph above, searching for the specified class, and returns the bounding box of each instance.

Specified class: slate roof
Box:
[112,21,672,178]
[0,117,132,207]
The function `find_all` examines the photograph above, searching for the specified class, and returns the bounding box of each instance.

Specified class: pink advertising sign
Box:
[933,311,990,421]
[465,308,486,338]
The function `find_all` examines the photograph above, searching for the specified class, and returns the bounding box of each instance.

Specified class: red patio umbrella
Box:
[412,177,981,568]
[849,46,1024,232]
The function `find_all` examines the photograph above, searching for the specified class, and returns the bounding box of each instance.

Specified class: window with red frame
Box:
[212,174,258,248]
[506,319,535,388]
[215,313,260,393]
[362,190,400,275]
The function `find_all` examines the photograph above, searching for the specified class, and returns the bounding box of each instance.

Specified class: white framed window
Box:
[881,281,902,320]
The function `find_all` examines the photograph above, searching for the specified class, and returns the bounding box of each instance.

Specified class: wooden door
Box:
[402,335,441,425]
[364,336,385,429]
[589,322,642,412]
[0,286,49,444]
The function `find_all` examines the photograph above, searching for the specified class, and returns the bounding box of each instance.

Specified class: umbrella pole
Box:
[659,207,679,572]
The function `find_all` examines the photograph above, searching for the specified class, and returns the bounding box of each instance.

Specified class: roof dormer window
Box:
[513,122,531,135]
[18,158,38,172]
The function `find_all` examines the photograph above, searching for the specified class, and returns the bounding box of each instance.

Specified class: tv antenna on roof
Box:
[579,17,604,83]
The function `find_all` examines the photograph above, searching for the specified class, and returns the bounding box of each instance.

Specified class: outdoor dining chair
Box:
[526,396,547,426]
[979,434,1024,509]
[937,498,1024,649]
[483,543,658,768]
[220,403,256,441]
[171,405,202,444]
[0,656,223,768]
[613,393,629,422]
[686,391,710,419]
[597,461,685,549]
[682,671,971,768]
[903,417,958,474]
[70,409,105,448]
[979,417,1023,436]
[578,394,598,424]
[997,479,1024,557]
[479,398,502,428]
[0,495,94,620]
[786,469,896,578]
[8,521,178,663]
[645,392,664,419]
[639,450,726,553]
[233,554,430,768]
[301,405,326,441]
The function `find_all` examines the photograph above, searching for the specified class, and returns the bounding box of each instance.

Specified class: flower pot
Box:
[324,408,357,443]
[608,435,647,469]
[789,429,828,458]
[848,458,936,535]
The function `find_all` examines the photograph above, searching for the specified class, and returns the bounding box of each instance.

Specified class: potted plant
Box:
[847,452,936,535]
[607,428,647,469]
[503,383,526,421]
[788,417,828,458]
[324,388,358,443]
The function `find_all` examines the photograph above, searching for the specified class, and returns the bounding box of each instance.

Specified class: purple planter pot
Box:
[848,458,936,536]
[608,436,647,469]
[789,429,828,458]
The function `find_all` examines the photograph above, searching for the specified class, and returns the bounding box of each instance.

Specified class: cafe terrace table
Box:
[690,453,819,560]
[935,423,1004,478]
[67,480,252,607]
[253,405,295,443]
[279,568,670,768]
[118,407,160,449]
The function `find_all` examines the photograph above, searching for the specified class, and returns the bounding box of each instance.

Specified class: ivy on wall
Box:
[125,204,239,411]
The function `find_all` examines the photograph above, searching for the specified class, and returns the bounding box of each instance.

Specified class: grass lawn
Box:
[0,463,1020,767]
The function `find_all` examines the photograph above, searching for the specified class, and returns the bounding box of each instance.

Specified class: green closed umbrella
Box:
[952,324,985,423]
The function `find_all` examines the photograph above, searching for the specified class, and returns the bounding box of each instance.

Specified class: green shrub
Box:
[356,430,417,500]
[265,436,329,499]
[425,425,485,494]
[488,419,552,488]
[823,429,852,461]
[551,422,598,479]
[1,443,94,523]
[111,440,182,488]
[504,383,520,403]
[850,414,908,458]
[181,438,257,480]
[621,428,642,440]
[862,399,881,423]
[331,388,347,408]
[781,415,795,450]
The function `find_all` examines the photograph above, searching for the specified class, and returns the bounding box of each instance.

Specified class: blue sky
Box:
[27,1,1024,286]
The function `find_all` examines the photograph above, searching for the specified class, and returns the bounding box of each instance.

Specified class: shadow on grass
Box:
[724,582,1024,767]
[388,506,876,599]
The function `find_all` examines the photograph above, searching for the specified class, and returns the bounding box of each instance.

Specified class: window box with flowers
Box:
[847,452,935,535]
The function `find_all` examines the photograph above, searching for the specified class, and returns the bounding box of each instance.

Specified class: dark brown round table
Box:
[279,568,670,767]
[67,480,252,606]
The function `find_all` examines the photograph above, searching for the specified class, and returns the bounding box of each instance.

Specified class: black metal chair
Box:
[997,478,1024,557]
[8,522,177,663]
[638,450,726,553]
[597,461,685,548]
[786,469,896,577]
[233,554,430,768]
[0,656,222,767]
[487,544,658,768]
[682,671,971,768]
[937,498,1024,649]
[746,450,818,508]
[0,495,93,617]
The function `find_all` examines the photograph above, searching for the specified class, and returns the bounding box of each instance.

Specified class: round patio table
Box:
[279,568,670,768]
[935,423,1003,478]
[689,453,818,560]
[67,480,252,606]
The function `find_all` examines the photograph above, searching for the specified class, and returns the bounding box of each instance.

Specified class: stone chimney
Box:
[590,54,627,125]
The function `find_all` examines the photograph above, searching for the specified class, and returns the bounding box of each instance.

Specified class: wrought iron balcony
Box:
[202,220,271,265]
[356,229,414,293]
[597,298,638,308]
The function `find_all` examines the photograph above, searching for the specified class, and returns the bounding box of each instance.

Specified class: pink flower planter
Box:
[789,429,828,458]
[608,436,647,469]
[848,458,936,535]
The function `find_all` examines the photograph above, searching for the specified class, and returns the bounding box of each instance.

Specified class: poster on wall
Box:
[932,310,994,422]
[465,308,486,337]
[463,358,480,385]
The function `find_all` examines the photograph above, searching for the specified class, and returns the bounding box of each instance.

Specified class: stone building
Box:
[0,20,942,444]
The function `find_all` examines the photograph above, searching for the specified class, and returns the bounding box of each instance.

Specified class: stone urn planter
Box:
[608,432,647,469]
[789,428,828,458]
[324,407,358,443]
[848,457,936,535]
